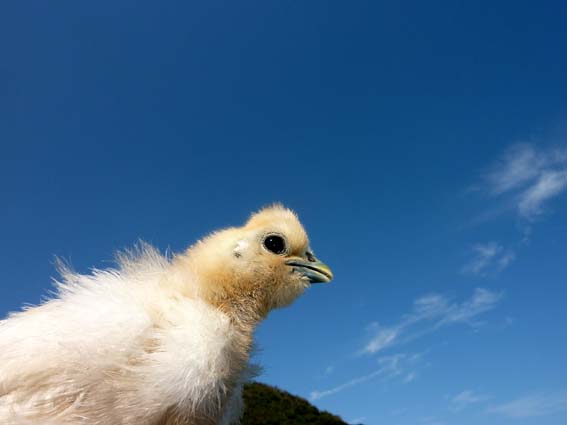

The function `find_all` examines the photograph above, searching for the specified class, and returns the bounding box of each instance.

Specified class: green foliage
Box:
[241,382,348,425]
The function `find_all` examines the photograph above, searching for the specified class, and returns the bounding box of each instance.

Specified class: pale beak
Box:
[286,257,333,284]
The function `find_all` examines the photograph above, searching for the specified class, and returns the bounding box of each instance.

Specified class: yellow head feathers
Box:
[179,205,333,320]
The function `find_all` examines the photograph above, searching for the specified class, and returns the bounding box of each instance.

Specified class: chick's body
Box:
[0,206,332,425]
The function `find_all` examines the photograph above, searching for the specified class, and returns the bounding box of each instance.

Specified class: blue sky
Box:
[1,1,567,424]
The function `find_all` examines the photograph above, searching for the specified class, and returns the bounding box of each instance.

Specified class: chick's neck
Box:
[172,254,271,336]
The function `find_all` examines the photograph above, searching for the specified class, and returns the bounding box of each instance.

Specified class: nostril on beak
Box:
[306,251,316,263]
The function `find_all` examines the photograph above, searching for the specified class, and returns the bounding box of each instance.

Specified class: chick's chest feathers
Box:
[142,295,252,405]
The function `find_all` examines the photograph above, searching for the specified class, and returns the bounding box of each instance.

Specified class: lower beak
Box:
[285,258,334,284]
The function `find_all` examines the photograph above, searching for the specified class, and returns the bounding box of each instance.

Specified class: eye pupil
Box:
[264,235,286,255]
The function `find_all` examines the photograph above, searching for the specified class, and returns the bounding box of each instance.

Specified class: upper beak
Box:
[285,257,334,284]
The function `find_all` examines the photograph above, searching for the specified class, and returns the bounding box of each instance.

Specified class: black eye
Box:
[263,235,286,255]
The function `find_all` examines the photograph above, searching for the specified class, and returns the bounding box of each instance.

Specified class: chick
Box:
[0,205,333,425]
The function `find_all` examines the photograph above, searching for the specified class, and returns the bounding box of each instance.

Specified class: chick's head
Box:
[183,205,333,316]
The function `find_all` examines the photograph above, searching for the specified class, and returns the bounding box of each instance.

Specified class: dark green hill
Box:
[241,382,348,425]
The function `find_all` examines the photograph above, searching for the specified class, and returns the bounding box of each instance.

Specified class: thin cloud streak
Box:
[403,371,417,383]
[461,242,515,276]
[450,390,490,411]
[361,288,503,355]
[310,368,388,401]
[310,353,416,401]
[486,144,545,195]
[309,289,502,401]
[487,391,567,418]
[518,170,567,218]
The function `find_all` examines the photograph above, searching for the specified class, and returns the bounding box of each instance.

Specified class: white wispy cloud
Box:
[450,390,489,411]
[420,416,447,425]
[439,288,502,325]
[310,352,419,401]
[362,288,503,355]
[347,417,366,425]
[465,143,567,273]
[518,170,567,218]
[310,366,389,401]
[461,242,515,276]
[487,391,567,418]
[486,144,545,195]
[310,290,502,401]
[404,371,417,383]
[483,143,567,220]
[362,325,399,354]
